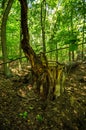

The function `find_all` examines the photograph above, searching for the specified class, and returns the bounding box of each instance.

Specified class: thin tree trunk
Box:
[69,51,71,61]
[41,0,46,53]
[1,0,14,76]
[82,0,85,59]
[56,43,58,62]
[19,28,22,71]
[70,2,74,61]
[68,26,71,61]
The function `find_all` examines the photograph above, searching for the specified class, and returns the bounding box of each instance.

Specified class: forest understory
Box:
[0,61,86,130]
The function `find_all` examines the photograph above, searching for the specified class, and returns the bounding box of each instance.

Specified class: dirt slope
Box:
[0,61,86,130]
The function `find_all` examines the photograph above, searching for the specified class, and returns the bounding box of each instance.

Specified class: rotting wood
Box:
[19,0,66,101]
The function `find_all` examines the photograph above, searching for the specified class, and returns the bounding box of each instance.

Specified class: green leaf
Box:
[19,111,28,119]
[69,43,78,51]
[36,114,43,122]
[23,111,28,118]
[19,113,23,117]
[29,106,34,110]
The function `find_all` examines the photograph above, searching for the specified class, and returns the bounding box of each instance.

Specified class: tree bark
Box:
[1,0,14,76]
[82,0,85,59]
[70,1,74,61]
[19,0,50,100]
[41,0,46,53]
[19,0,65,101]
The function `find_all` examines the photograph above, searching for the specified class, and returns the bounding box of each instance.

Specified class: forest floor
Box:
[0,61,86,130]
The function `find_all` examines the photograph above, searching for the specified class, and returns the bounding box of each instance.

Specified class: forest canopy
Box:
[0,0,86,63]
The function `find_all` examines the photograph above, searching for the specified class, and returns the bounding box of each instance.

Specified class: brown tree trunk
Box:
[19,0,50,100]
[41,0,46,53]
[19,0,65,101]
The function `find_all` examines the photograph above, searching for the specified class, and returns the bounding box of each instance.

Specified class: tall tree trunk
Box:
[19,0,50,100]
[68,26,71,61]
[82,0,85,59]
[41,0,46,54]
[56,43,58,62]
[19,0,65,101]
[1,0,14,76]
[18,28,22,71]
[70,2,74,61]
[56,13,60,62]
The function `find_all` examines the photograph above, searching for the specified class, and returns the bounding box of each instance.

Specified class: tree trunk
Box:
[82,0,85,60]
[69,49,71,61]
[1,0,14,76]
[41,0,46,54]
[19,0,65,101]
[19,0,50,100]
[18,28,22,71]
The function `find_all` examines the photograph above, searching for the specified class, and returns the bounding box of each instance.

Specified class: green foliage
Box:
[6,0,20,58]
[46,0,58,8]
[36,114,43,122]
[1,0,85,61]
[29,106,34,110]
[19,111,28,119]
[69,43,78,51]
[65,32,79,45]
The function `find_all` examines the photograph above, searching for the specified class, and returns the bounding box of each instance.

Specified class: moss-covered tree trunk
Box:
[1,0,14,76]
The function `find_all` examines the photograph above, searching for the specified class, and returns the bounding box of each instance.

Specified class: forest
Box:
[0,0,86,130]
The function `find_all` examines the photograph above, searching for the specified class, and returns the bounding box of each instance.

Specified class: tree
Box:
[41,0,46,53]
[1,0,14,76]
[19,0,65,101]
[19,0,49,100]
[82,0,85,59]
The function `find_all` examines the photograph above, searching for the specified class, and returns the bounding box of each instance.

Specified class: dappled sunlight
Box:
[0,61,86,130]
[0,0,86,129]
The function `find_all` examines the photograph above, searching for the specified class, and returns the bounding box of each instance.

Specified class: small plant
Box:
[19,111,28,119]
[36,114,43,123]
[29,106,34,110]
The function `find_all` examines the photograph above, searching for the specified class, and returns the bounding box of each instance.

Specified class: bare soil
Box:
[0,61,86,130]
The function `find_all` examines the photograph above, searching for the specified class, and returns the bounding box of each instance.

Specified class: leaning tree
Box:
[19,0,65,101]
